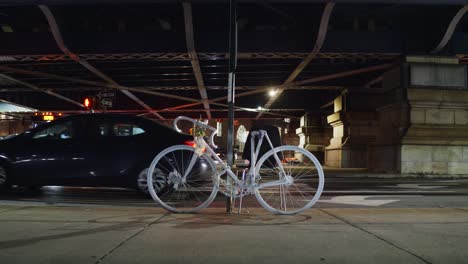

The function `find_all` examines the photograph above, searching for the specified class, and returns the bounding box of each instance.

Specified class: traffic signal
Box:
[83,96,96,109]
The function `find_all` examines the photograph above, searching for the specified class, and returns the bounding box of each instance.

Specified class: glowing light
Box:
[84,98,91,108]
[268,89,278,97]
[43,115,55,121]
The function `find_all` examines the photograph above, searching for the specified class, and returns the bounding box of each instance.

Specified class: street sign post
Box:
[226,0,237,213]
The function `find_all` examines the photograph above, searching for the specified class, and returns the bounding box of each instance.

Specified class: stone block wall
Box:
[368,145,401,173]
[325,105,378,168]
[368,58,468,176]
[296,113,332,164]
[368,101,408,173]
[401,145,468,175]
[0,119,32,136]
[398,88,468,175]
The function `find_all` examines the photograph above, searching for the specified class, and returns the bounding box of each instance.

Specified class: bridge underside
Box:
[1,1,468,176]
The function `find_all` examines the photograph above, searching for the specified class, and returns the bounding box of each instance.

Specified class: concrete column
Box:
[295,113,331,164]
[369,56,468,176]
[368,66,409,173]
[401,88,468,175]
[325,94,378,168]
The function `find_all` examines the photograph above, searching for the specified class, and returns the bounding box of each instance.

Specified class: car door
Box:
[13,117,87,186]
[85,116,147,185]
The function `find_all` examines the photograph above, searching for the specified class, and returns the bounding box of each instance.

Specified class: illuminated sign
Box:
[43,115,55,121]
[33,112,63,121]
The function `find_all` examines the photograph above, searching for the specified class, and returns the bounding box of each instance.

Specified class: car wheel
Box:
[136,167,167,195]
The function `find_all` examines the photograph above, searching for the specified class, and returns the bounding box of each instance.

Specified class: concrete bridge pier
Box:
[324,93,378,168]
[295,112,332,164]
[370,56,468,176]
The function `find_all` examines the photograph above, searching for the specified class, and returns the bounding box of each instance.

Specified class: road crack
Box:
[318,209,432,264]
[94,213,169,264]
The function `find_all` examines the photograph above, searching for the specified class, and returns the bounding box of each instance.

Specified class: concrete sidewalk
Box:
[0,205,467,264]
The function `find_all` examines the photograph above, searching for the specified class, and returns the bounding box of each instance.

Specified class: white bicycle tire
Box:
[254,145,325,215]
[147,145,218,213]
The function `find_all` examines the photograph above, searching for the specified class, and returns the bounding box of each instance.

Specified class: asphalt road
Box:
[0,178,467,209]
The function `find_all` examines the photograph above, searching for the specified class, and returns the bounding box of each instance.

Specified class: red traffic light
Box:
[83,97,95,109]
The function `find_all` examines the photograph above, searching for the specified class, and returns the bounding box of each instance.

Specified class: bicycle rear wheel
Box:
[254,146,324,215]
[147,145,218,213]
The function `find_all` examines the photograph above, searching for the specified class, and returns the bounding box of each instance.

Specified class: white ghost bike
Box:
[147,116,324,215]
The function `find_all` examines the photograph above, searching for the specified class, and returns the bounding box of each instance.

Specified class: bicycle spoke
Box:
[255,146,324,214]
[147,146,218,213]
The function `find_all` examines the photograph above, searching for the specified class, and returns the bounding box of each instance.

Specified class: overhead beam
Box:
[35,108,304,114]
[432,5,468,54]
[0,52,400,62]
[160,63,393,113]
[364,75,384,88]
[0,64,391,101]
[0,30,410,56]
[0,73,85,108]
[182,1,212,119]
[1,1,467,5]
[38,5,165,120]
[0,66,294,118]
[0,85,349,93]
[256,2,335,118]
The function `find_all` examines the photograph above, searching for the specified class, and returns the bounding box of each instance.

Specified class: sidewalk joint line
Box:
[94,213,169,264]
[318,209,432,264]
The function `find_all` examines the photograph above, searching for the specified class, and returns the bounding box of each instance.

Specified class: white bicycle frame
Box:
[173,117,289,195]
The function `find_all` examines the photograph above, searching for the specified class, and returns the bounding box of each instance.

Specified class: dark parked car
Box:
[0,113,192,194]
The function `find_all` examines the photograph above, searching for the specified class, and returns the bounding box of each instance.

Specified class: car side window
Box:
[32,120,75,140]
[97,121,146,137]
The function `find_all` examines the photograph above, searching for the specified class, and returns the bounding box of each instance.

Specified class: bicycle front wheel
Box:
[254,146,324,215]
[147,145,219,213]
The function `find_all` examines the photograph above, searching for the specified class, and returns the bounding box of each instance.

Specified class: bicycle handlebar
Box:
[173,116,218,149]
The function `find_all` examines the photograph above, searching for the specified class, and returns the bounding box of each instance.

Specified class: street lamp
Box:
[268,89,278,97]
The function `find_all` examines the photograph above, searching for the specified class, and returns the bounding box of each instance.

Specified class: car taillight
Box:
[184,140,196,148]
[184,140,206,152]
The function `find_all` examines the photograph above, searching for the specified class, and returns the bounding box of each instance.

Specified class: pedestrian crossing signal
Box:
[83,97,95,109]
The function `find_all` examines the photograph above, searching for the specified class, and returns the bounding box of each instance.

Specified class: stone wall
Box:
[324,93,379,168]
[401,145,468,174]
[325,111,377,168]
[296,113,331,164]
[400,88,468,175]
[0,119,32,136]
[368,101,408,173]
[369,58,468,176]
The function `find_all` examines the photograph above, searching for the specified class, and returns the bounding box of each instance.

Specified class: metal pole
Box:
[226,0,237,213]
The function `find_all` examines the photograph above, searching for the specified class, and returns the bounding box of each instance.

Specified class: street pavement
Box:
[0,177,467,263]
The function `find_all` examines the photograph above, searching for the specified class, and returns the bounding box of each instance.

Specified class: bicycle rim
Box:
[254,146,324,215]
[147,145,219,213]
